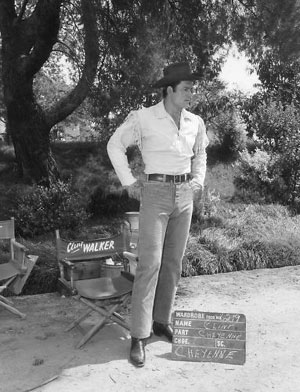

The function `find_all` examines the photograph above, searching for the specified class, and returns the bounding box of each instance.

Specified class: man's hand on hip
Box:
[189,180,203,201]
[124,179,144,199]
[192,186,203,202]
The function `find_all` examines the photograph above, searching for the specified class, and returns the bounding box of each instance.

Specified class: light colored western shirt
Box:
[107,100,209,189]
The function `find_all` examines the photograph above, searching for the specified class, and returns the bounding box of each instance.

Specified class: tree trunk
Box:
[0,0,62,185]
[7,83,59,186]
[0,0,99,185]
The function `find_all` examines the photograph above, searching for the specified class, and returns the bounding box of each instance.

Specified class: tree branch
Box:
[45,0,100,127]
[20,0,62,78]
[17,0,30,22]
[55,39,82,66]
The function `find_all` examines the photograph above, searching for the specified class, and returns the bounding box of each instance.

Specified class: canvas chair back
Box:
[0,217,15,239]
[56,230,129,262]
[0,218,38,318]
[56,227,131,293]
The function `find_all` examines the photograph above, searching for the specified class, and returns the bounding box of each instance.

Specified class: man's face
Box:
[169,80,194,109]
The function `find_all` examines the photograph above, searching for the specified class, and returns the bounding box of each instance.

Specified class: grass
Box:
[188,202,300,275]
[0,141,300,295]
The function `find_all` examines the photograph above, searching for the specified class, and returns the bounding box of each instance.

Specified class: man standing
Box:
[107,62,209,367]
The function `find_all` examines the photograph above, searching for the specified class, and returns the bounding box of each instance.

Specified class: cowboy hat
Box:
[152,62,200,88]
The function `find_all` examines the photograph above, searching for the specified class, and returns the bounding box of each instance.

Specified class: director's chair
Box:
[65,271,134,348]
[0,217,38,318]
[56,225,135,348]
[56,228,130,294]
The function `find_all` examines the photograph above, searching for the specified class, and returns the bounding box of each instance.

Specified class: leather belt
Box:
[147,173,190,184]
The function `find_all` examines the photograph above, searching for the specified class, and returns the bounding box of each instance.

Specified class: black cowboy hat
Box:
[152,62,200,88]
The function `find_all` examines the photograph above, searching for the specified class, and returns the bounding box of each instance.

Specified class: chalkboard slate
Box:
[172,310,246,365]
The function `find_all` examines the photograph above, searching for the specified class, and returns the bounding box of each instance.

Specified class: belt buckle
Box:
[174,175,181,184]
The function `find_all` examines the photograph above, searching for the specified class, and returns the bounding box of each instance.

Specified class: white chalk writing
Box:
[174,346,238,360]
[66,240,115,254]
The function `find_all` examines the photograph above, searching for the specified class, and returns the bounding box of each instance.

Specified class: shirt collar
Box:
[154,100,192,121]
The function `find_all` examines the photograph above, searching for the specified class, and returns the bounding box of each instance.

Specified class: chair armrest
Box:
[11,239,28,253]
[58,259,82,290]
[123,251,138,276]
[60,259,76,268]
[11,239,28,272]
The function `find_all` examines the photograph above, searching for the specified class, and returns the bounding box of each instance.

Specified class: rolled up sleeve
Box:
[107,111,140,186]
[190,117,209,190]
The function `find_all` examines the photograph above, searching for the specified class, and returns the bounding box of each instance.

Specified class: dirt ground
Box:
[1,265,300,392]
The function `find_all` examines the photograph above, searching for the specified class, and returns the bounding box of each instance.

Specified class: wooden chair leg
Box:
[111,313,130,330]
[0,299,26,319]
[0,294,14,305]
[65,308,93,332]
[80,297,112,317]
[110,294,131,330]
[76,302,121,348]
[67,292,132,348]
[76,317,108,349]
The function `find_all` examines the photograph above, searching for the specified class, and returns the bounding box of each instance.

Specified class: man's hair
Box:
[162,81,181,98]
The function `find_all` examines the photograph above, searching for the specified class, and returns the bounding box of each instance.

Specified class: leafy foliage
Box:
[12,180,89,238]
[234,148,281,203]
[236,100,300,209]
[91,0,235,131]
[231,0,300,61]
[190,79,238,122]
[256,53,300,105]
[209,109,248,160]
[252,101,300,151]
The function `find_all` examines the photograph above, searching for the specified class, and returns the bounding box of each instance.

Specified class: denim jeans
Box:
[130,180,193,338]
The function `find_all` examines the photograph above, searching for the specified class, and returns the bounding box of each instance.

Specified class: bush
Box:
[251,101,300,151]
[72,154,112,206]
[208,110,248,160]
[234,142,300,208]
[234,148,283,203]
[12,180,89,238]
[244,101,300,208]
